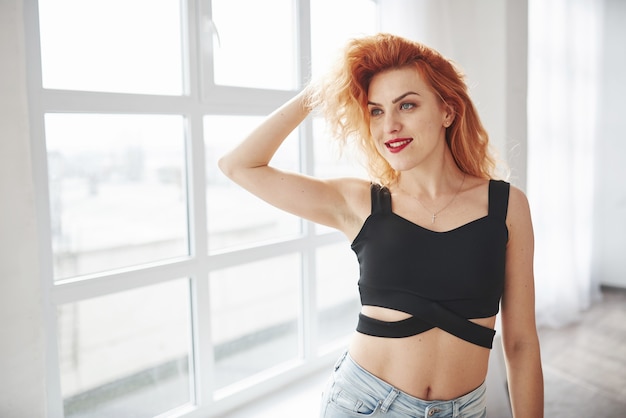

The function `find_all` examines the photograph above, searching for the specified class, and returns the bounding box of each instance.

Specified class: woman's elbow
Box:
[503,332,541,362]
[217,153,238,180]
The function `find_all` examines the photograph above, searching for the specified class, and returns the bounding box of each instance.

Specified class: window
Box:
[27,0,376,416]
[45,113,189,279]
[58,279,192,416]
[210,0,297,90]
[38,0,184,95]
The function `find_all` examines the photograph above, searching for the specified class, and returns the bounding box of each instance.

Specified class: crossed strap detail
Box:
[357,287,496,349]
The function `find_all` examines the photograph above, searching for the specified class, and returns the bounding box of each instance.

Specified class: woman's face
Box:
[367,66,452,172]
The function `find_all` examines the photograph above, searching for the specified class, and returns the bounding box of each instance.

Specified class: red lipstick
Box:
[385,138,413,153]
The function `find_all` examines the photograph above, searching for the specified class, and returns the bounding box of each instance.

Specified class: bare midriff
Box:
[348,305,496,401]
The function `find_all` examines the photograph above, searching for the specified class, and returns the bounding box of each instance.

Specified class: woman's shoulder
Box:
[502,183,533,240]
[506,184,531,214]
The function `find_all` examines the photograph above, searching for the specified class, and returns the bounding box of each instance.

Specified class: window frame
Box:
[24,1,377,416]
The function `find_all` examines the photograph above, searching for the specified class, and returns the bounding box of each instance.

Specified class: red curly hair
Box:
[307,33,498,185]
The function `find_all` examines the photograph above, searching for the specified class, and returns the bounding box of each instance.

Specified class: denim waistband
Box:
[333,350,486,417]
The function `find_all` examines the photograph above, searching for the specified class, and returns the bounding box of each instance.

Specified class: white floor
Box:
[221,367,329,418]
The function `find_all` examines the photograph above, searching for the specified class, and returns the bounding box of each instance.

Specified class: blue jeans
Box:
[320,351,487,418]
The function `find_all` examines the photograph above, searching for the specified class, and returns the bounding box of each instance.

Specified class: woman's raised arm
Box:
[218,88,365,235]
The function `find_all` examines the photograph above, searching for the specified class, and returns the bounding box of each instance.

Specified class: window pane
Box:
[57,279,193,417]
[210,255,300,390]
[38,0,184,95]
[45,114,188,279]
[311,0,378,78]
[205,115,301,251]
[316,243,360,351]
[211,0,296,90]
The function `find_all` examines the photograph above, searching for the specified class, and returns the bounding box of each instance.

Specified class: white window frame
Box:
[24,1,378,417]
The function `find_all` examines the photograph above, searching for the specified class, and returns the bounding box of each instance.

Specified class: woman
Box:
[219,33,543,418]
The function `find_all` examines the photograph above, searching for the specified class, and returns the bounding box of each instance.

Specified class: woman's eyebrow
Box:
[367,91,420,107]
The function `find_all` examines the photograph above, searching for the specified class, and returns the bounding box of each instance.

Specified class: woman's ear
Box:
[443,105,455,127]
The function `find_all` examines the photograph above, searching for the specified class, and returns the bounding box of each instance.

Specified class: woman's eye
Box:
[400,102,415,110]
[370,108,383,116]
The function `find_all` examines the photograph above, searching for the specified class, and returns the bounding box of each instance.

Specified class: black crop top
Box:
[352,179,510,349]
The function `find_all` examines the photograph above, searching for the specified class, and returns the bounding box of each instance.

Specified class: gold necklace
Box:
[401,174,466,224]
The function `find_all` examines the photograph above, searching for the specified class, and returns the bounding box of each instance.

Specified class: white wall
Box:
[0,0,47,417]
[593,0,626,288]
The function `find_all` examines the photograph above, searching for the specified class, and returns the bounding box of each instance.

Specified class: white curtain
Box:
[528,0,603,328]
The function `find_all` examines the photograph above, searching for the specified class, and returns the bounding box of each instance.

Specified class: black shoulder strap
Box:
[370,183,392,214]
[488,180,510,221]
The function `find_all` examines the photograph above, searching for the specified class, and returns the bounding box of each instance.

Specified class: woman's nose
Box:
[384,112,401,133]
